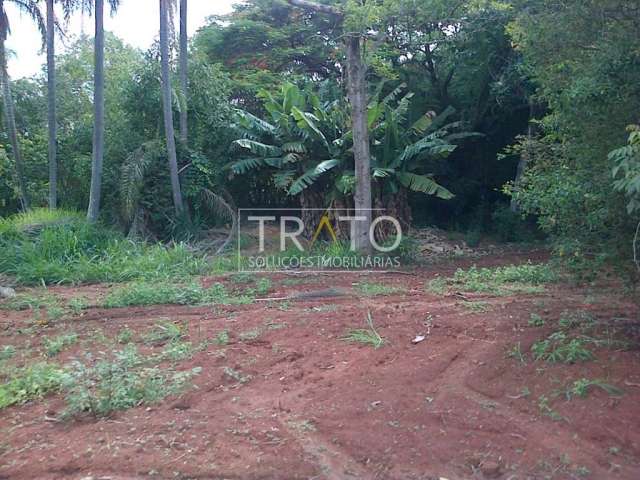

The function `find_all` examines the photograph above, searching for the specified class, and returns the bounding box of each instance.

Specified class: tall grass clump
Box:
[0,209,211,285]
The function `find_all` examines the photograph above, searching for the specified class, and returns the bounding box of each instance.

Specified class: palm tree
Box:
[159,0,185,214]
[86,0,120,222]
[45,0,57,209]
[0,0,46,210]
[178,0,187,146]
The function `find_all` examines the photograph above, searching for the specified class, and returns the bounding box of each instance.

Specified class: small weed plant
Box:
[343,311,385,348]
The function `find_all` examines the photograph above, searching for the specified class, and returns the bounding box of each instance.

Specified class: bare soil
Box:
[1,251,639,480]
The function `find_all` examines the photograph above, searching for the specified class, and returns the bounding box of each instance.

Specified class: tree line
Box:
[0,0,638,276]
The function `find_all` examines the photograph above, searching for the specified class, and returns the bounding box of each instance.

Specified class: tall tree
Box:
[0,0,46,210]
[159,0,185,214]
[46,0,56,209]
[287,0,372,251]
[178,0,187,145]
[86,0,105,221]
[86,0,120,222]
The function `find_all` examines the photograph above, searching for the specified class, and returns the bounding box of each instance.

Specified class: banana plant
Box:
[372,84,475,199]
[231,82,347,199]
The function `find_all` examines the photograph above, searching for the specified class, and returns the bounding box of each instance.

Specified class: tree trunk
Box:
[87,0,105,222]
[159,0,185,215]
[345,36,372,252]
[179,0,188,146]
[0,36,29,211]
[300,188,324,240]
[46,0,57,210]
[510,98,535,213]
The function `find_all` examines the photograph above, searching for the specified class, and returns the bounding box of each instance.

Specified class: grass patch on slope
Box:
[0,209,212,285]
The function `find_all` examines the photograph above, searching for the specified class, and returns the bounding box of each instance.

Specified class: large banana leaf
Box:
[234,139,282,157]
[397,172,454,199]
[288,159,341,195]
[230,157,266,174]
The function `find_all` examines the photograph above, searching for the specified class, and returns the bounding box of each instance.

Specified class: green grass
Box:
[0,209,213,286]
[355,282,404,296]
[343,311,385,348]
[425,277,447,295]
[430,262,559,296]
[461,301,490,313]
[104,281,252,308]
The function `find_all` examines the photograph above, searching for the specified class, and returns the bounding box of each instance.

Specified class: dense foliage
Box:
[0,0,638,279]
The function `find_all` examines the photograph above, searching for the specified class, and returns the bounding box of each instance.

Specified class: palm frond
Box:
[12,0,46,45]
[200,188,237,255]
[121,141,157,222]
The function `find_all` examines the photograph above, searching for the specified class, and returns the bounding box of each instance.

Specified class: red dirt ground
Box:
[1,251,639,479]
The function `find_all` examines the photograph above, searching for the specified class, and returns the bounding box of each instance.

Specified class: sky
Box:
[6,0,237,79]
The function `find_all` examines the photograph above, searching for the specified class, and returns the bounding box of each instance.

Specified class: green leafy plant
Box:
[450,263,558,295]
[43,333,79,357]
[215,330,230,346]
[116,328,134,345]
[61,347,201,417]
[143,321,186,346]
[531,332,593,364]
[0,363,65,409]
[565,378,624,400]
[528,313,545,327]
[0,345,16,361]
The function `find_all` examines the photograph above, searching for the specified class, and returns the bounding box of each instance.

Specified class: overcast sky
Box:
[6,0,237,79]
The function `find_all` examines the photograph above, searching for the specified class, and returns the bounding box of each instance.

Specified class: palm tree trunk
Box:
[159,0,185,214]
[345,35,372,252]
[178,0,188,146]
[46,0,57,210]
[87,0,105,222]
[0,36,29,211]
